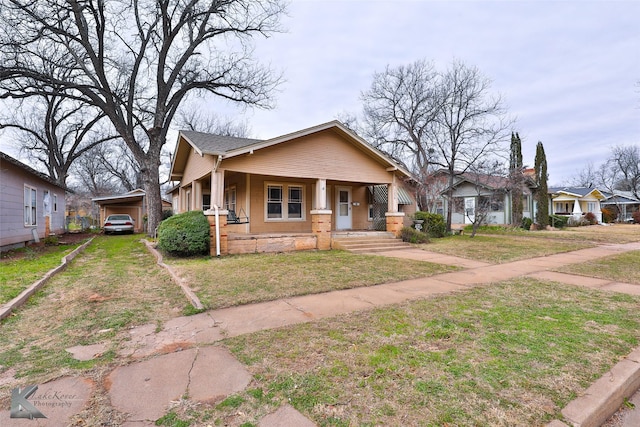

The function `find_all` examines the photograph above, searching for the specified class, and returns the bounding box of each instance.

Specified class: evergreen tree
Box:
[509,132,523,226]
[534,141,549,227]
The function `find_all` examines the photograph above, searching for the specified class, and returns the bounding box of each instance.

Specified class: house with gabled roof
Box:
[599,190,639,223]
[430,169,537,228]
[548,187,606,223]
[167,121,417,255]
[0,151,68,251]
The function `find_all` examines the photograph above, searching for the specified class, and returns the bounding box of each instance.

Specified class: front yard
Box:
[0,227,639,426]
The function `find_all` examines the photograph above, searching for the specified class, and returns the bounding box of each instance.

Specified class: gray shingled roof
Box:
[0,151,69,191]
[180,131,263,155]
[549,187,599,197]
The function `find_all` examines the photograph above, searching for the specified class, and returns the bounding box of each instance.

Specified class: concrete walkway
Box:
[2,241,639,426]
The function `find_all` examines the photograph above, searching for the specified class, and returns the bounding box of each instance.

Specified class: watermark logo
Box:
[10,385,47,419]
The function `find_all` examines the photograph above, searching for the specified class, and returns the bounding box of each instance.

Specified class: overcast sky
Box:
[1,1,638,186]
[215,0,640,186]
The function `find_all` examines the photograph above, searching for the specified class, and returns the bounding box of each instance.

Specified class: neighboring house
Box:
[433,170,536,227]
[0,151,67,251]
[167,120,417,255]
[600,191,640,222]
[548,187,605,223]
[92,189,172,234]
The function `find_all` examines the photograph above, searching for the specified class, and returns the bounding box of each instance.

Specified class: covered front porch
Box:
[191,171,412,256]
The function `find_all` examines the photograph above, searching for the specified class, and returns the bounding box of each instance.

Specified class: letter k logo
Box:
[10,385,47,419]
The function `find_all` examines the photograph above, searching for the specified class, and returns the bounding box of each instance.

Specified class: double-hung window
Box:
[225,187,237,212]
[24,185,37,226]
[266,183,304,221]
[267,185,283,219]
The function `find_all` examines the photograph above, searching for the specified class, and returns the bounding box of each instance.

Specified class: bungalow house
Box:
[0,151,67,251]
[167,121,417,255]
[92,189,172,234]
[548,187,605,223]
[431,170,536,227]
[599,190,639,223]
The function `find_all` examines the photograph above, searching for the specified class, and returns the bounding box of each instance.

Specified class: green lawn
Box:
[215,280,640,426]
[0,243,84,304]
[167,250,459,310]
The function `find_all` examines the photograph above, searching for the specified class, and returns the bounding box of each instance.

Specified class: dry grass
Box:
[422,234,593,263]
[167,251,458,310]
[0,235,187,403]
[558,250,640,285]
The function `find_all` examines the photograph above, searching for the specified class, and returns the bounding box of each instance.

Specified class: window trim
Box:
[24,185,37,227]
[224,186,237,212]
[264,182,306,222]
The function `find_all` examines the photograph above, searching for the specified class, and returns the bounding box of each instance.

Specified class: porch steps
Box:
[332,232,412,253]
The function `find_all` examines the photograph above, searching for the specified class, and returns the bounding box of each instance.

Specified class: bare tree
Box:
[177,109,251,137]
[0,0,285,234]
[464,160,507,238]
[610,145,640,199]
[71,146,122,197]
[360,60,440,174]
[357,59,511,231]
[431,60,513,232]
[569,161,599,188]
[0,93,116,187]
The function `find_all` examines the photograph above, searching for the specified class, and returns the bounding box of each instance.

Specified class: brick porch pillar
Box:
[311,209,333,250]
[385,212,405,237]
[205,209,229,256]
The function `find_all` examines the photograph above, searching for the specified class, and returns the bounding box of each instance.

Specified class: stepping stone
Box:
[0,376,94,426]
[259,404,316,427]
[108,346,251,424]
[66,343,107,361]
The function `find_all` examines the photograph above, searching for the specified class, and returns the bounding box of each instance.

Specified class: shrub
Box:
[549,214,568,228]
[400,226,430,244]
[157,210,210,256]
[632,211,640,224]
[413,211,446,238]
[521,217,533,230]
[584,212,597,225]
[601,207,616,223]
[161,209,174,221]
[567,216,590,227]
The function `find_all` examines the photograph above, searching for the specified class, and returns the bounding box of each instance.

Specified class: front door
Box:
[464,197,475,224]
[336,187,352,230]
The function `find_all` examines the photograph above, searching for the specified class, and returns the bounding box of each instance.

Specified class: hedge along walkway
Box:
[0,238,94,321]
[142,239,204,310]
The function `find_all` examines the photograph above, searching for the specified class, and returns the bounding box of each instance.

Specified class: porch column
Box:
[205,210,228,256]
[385,176,404,236]
[211,171,224,209]
[205,170,228,255]
[387,176,399,213]
[194,181,202,210]
[311,209,332,250]
[315,178,328,209]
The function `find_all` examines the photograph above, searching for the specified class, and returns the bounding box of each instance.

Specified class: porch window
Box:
[24,185,37,226]
[452,198,464,214]
[267,185,283,219]
[185,189,191,211]
[288,186,303,219]
[224,186,236,212]
[266,183,305,221]
[587,202,597,212]
[202,194,211,211]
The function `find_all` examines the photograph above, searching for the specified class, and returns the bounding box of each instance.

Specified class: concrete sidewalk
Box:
[2,241,639,426]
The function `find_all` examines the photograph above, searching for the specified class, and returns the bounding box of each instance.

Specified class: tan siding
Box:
[245,175,313,234]
[182,148,216,185]
[222,130,393,183]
